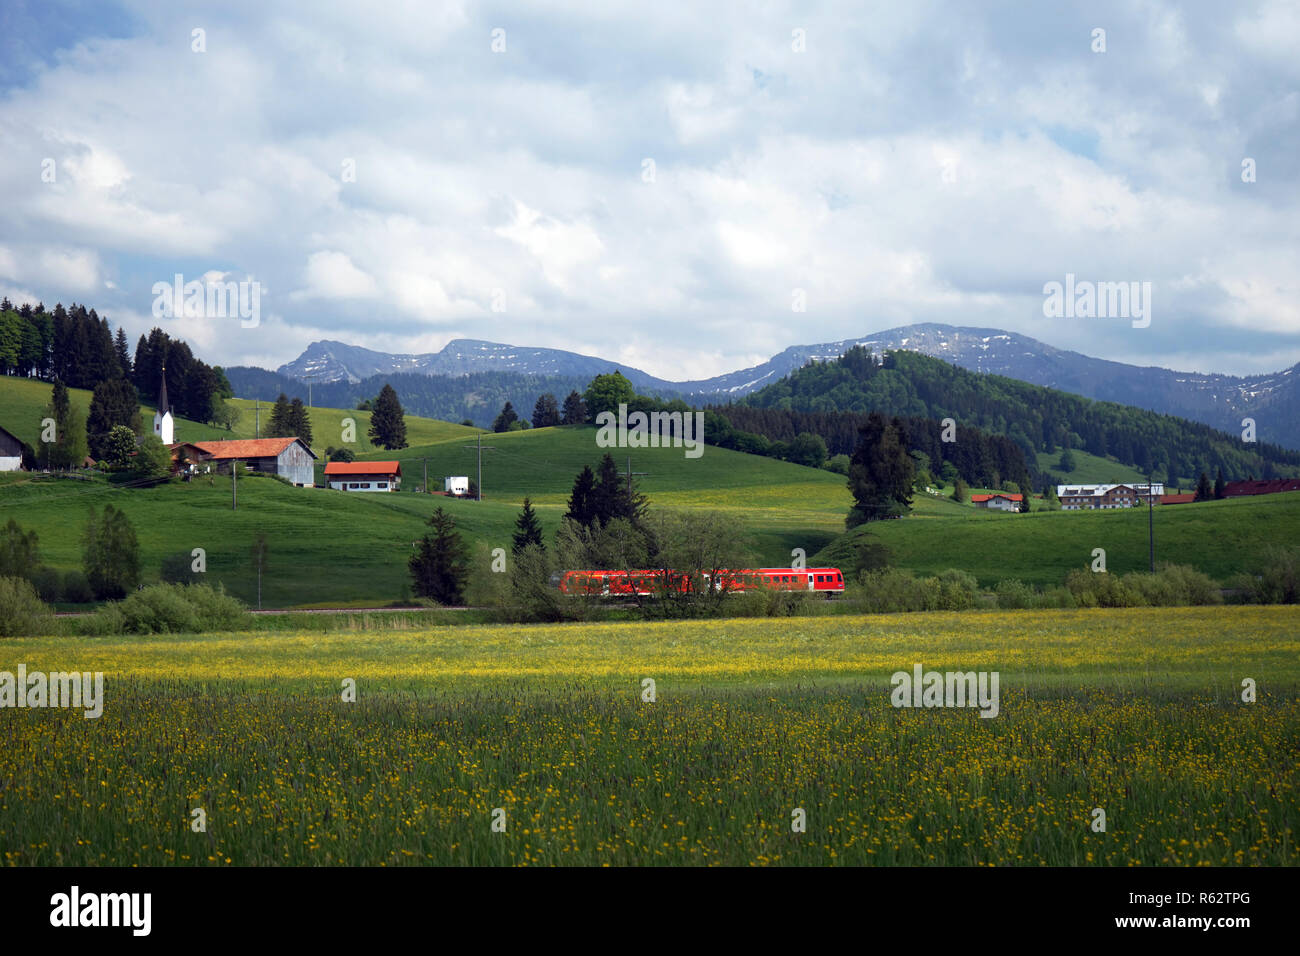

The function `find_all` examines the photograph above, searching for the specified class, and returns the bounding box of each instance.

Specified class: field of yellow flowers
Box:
[1,606,1296,866]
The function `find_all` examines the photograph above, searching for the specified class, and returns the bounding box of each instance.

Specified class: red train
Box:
[554,567,845,598]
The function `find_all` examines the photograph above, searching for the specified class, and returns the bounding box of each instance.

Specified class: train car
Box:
[554,567,845,598]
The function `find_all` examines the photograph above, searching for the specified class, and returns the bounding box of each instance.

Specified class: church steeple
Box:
[157,365,170,415]
[153,365,174,444]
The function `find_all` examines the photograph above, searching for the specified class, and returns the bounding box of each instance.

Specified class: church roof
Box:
[157,368,170,416]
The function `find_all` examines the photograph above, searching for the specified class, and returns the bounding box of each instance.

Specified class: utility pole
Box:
[622,455,649,497]
[422,457,428,495]
[1148,473,1155,572]
[232,462,237,511]
[461,433,497,501]
[255,399,260,438]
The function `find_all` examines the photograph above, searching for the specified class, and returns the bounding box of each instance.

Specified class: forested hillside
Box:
[731,346,1300,483]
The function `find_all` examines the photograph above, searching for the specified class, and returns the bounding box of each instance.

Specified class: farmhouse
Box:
[971,493,1022,512]
[0,424,22,471]
[1057,483,1163,510]
[187,437,317,487]
[325,461,401,492]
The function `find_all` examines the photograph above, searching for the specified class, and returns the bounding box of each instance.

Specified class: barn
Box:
[192,437,317,487]
[324,461,401,492]
[0,424,23,471]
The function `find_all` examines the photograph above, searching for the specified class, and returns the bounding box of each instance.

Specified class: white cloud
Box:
[0,0,1294,380]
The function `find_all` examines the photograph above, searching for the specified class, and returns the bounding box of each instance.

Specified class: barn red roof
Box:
[324,461,401,476]
[1222,479,1300,497]
[971,493,1023,502]
[192,437,311,459]
[1160,493,1197,504]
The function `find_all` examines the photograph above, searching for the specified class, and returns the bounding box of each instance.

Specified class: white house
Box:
[971,493,1022,512]
[444,475,470,496]
[0,424,23,471]
[324,461,401,492]
[152,370,174,445]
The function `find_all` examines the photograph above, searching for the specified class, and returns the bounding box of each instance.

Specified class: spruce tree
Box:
[1214,468,1226,499]
[561,391,587,425]
[409,507,468,604]
[288,397,313,446]
[512,497,545,554]
[531,393,560,428]
[114,327,132,378]
[368,383,408,449]
[847,413,915,526]
[267,393,292,437]
[592,452,640,526]
[565,465,598,528]
[492,401,518,433]
[1194,471,1213,501]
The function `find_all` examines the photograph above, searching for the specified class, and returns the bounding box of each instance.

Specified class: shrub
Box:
[0,576,53,636]
[87,582,246,635]
[994,578,1035,609]
[61,569,94,604]
[856,568,932,613]
[1232,546,1300,605]
[927,569,979,610]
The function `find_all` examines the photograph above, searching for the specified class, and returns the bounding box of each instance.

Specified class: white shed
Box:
[444,475,470,496]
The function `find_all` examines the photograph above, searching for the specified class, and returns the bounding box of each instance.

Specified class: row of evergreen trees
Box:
[491,391,589,432]
[1,298,236,432]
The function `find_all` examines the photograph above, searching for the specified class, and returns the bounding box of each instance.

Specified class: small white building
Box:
[325,461,401,492]
[444,475,470,496]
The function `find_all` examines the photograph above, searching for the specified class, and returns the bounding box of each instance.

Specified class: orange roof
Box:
[1160,493,1197,504]
[971,493,1023,502]
[324,461,401,476]
[193,437,311,459]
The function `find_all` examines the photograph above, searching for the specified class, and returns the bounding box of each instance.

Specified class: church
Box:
[152,369,174,445]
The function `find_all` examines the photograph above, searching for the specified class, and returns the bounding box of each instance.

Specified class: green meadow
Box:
[1,607,1296,865]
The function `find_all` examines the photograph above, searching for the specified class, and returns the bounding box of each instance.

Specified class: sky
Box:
[1,0,1298,381]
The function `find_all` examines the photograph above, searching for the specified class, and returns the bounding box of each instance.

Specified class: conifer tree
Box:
[409,507,468,604]
[368,383,408,449]
[512,497,545,554]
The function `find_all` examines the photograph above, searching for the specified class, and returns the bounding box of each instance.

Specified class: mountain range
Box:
[228,323,1300,448]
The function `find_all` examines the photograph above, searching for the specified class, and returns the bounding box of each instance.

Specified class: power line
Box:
[460,433,497,501]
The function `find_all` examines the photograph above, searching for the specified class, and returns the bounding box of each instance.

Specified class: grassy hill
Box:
[225,397,477,453]
[0,419,853,607]
[1034,449,1149,485]
[0,377,480,453]
[0,375,237,447]
[813,491,1300,587]
[7,378,1297,607]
